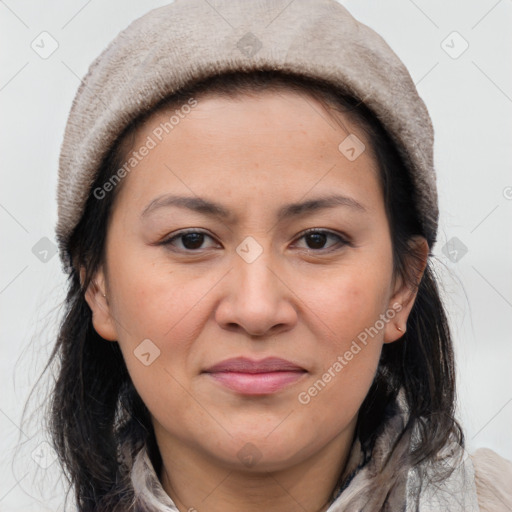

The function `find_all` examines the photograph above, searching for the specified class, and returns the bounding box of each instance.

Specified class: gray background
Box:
[1,0,511,510]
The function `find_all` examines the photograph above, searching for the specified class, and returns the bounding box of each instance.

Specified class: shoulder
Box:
[470,447,512,511]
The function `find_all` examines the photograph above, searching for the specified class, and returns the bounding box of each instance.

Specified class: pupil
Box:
[183,233,204,249]
[307,233,326,249]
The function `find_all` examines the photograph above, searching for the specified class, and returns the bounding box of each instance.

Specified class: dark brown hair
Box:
[47,69,462,511]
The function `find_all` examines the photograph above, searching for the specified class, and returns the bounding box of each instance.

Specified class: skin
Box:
[84,89,428,512]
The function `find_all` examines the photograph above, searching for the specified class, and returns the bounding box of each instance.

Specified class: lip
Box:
[203,357,307,395]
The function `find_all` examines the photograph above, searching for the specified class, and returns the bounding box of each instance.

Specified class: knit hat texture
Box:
[56,0,438,274]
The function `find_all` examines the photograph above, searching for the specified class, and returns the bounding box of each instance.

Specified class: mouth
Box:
[202,356,307,395]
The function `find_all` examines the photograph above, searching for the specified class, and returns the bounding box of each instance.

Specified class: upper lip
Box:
[203,357,306,374]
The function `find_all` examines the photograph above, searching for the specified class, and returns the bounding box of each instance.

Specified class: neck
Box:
[156,419,357,512]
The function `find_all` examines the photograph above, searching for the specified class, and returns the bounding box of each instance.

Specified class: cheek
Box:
[110,258,213,430]
[291,263,391,413]
[298,263,391,348]
[105,245,225,403]
[107,243,211,341]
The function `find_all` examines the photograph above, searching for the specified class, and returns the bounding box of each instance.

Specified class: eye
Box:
[160,228,350,253]
[160,229,220,251]
[293,229,349,252]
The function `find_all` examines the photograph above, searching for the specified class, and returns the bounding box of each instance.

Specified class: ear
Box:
[383,236,429,344]
[80,266,118,342]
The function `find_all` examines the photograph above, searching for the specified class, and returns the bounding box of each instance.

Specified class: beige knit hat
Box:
[55,0,437,274]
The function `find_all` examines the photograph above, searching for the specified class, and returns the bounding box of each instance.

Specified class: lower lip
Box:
[205,371,306,395]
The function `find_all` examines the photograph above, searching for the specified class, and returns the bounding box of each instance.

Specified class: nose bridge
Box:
[234,235,278,303]
[217,234,295,336]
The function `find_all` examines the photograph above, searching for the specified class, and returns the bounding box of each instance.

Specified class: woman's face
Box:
[86,89,425,473]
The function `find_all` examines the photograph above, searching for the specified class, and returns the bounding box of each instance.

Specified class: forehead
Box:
[143,88,363,142]
[130,89,375,170]
[112,89,382,219]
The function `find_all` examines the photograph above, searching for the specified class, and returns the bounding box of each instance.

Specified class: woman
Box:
[50,0,512,510]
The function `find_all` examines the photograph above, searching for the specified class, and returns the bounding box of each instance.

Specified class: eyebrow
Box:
[140,193,367,222]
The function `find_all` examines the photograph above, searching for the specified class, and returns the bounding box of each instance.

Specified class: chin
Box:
[206,428,318,473]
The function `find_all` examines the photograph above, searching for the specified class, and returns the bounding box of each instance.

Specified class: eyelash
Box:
[160,228,350,253]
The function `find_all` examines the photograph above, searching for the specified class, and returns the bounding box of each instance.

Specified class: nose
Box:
[215,245,298,338]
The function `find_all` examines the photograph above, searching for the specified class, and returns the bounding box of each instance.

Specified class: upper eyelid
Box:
[164,228,216,241]
[294,227,348,240]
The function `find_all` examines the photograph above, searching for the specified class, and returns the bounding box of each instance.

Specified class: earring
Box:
[397,326,403,333]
